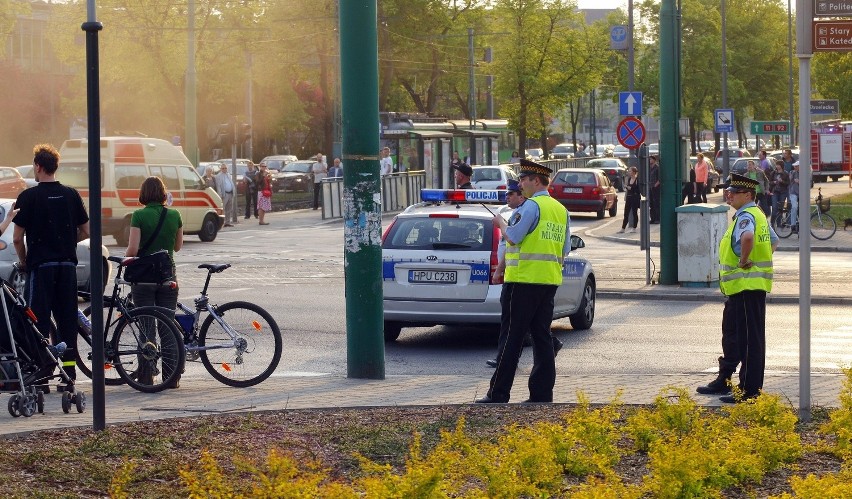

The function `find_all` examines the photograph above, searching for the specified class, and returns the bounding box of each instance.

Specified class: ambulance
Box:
[58,137,225,246]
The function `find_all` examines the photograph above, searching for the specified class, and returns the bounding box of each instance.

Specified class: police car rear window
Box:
[383,218,492,251]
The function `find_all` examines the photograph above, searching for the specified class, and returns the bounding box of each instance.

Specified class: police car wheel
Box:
[569,278,595,331]
[383,322,402,342]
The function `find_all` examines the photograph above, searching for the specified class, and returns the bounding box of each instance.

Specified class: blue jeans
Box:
[789,193,799,226]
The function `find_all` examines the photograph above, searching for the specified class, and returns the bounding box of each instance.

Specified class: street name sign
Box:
[714,109,734,133]
[750,121,790,135]
[814,0,852,17]
[619,91,642,116]
[811,99,840,114]
[610,25,628,50]
[616,117,646,150]
[813,21,852,51]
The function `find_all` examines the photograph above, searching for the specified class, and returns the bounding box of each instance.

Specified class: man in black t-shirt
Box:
[14,144,89,383]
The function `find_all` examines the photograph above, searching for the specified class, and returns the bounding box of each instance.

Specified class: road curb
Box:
[598,289,852,306]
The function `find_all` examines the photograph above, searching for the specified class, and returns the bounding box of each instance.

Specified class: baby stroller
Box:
[0,279,85,417]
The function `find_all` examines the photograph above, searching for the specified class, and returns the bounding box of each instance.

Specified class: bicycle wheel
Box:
[199,301,282,387]
[810,212,837,240]
[75,305,126,385]
[773,210,793,238]
[111,307,185,393]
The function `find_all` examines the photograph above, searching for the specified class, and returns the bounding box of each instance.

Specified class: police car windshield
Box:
[383,218,491,251]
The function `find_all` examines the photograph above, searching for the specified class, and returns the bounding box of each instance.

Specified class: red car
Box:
[0,167,28,199]
[548,168,618,219]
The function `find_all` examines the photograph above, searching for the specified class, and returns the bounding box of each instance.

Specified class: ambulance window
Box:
[115,165,148,189]
[56,162,103,188]
[178,165,204,190]
[149,165,181,191]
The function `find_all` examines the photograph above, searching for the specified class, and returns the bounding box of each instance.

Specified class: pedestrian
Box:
[243,162,259,219]
[696,173,778,403]
[125,176,183,388]
[694,152,710,203]
[215,163,236,226]
[682,165,698,205]
[649,155,661,223]
[781,148,795,173]
[328,158,343,178]
[203,166,216,190]
[789,160,800,229]
[380,147,394,176]
[476,158,569,404]
[311,153,327,210]
[257,163,272,225]
[746,160,771,215]
[485,178,563,368]
[758,150,773,176]
[453,162,474,189]
[770,160,790,226]
[509,151,521,164]
[450,151,466,171]
[13,144,90,386]
[619,166,641,233]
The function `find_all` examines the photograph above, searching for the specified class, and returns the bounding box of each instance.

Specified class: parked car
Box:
[0,199,111,297]
[380,194,596,341]
[550,143,578,159]
[471,165,518,190]
[0,167,28,199]
[647,143,660,157]
[259,155,298,173]
[714,148,750,171]
[611,144,630,159]
[549,168,618,219]
[768,149,799,163]
[196,161,219,177]
[525,148,544,160]
[591,144,615,157]
[274,160,314,192]
[15,165,37,188]
[729,157,760,176]
[583,158,628,191]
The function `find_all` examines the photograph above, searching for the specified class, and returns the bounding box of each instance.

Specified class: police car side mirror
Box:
[570,235,585,251]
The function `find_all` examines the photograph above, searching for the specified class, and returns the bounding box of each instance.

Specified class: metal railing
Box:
[321,171,426,220]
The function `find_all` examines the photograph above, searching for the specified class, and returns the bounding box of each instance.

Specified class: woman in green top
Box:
[126,176,183,317]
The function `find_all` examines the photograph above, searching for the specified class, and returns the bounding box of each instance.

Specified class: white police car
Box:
[381,189,596,341]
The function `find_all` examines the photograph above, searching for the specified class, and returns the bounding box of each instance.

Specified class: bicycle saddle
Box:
[198,263,231,273]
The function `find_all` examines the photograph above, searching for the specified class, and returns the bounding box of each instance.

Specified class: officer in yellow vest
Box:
[476,159,569,404]
[697,173,778,403]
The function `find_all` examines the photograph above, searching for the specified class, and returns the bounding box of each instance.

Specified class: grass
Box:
[823,188,852,222]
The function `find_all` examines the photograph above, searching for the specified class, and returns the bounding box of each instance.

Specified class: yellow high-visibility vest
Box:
[718,206,773,295]
[505,196,566,285]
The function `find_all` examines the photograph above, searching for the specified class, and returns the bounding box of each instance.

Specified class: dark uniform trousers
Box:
[718,298,740,378]
[727,289,767,397]
[27,262,78,379]
[488,282,558,402]
[495,283,561,358]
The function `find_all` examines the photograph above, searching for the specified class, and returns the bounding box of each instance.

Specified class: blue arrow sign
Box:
[619,91,642,116]
[714,109,734,133]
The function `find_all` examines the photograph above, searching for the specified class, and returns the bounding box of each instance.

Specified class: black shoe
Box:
[521,399,552,404]
[553,338,563,357]
[696,376,731,395]
[475,395,506,404]
[245,216,250,220]
[485,359,497,368]
[720,392,758,404]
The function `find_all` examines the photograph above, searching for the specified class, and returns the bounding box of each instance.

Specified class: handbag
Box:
[124,208,174,284]
[261,176,272,197]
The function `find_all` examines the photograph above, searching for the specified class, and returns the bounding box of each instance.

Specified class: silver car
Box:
[471,165,519,190]
[381,195,596,341]
[0,199,111,297]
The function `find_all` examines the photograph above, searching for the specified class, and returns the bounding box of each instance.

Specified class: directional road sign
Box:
[750,121,790,135]
[815,1,852,17]
[619,91,642,116]
[813,21,852,52]
[811,99,840,115]
[714,109,734,133]
[616,117,646,150]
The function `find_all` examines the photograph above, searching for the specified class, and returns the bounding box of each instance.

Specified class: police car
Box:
[381,189,596,341]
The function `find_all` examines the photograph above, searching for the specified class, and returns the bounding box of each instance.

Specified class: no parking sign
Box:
[616,117,645,150]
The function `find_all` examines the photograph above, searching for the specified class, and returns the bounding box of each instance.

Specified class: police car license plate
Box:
[409,270,457,284]
[564,187,582,194]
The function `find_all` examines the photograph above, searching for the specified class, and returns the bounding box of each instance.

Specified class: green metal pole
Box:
[658,0,680,284]
[340,0,384,379]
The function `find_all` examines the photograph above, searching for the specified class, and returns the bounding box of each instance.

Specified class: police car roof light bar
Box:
[419,189,506,204]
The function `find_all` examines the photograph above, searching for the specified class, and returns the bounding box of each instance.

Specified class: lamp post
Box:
[787,0,795,148]
[721,0,730,179]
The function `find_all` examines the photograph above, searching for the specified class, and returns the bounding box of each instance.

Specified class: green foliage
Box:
[770,467,852,498]
[818,366,852,460]
[109,459,137,499]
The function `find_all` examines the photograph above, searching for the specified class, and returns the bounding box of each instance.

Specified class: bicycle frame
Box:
[176,267,246,356]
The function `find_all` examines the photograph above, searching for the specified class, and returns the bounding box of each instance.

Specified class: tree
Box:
[490,0,609,152]
[813,53,852,120]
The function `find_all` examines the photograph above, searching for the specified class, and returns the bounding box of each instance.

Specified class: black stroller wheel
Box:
[61,391,72,414]
[18,394,36,417]
[8,395,21,417]
[36,391,44,414]
[74,392,86,413]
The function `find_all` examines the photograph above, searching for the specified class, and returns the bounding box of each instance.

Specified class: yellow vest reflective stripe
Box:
[504,196,566,285]
[718,206,773,295]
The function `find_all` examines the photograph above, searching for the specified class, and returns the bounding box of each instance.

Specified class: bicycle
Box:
[772,187,837,240]
[75,256,185,393]
[77,263,282,388]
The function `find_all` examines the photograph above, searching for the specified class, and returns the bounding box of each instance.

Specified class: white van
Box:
[58,137,225,246]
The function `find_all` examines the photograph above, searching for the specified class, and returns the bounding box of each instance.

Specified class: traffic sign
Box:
[610,25,628,50]
[813,21,852,52]
[749,121,790,135]
[616,117,646,150]
[811,99,840,114]
[619,91,642,116]
[714,109,734,133]
[815,1,852,17]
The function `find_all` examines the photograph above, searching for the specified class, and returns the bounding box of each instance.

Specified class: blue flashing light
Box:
[420,189,506,204]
